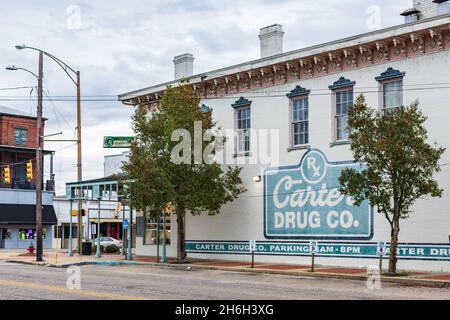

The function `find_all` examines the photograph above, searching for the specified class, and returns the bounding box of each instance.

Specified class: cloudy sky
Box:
[0,0,410,195]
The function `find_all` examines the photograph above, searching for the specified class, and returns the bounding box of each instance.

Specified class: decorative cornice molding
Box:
[122,22,450,106]
[328,77,356,90]
[286,85,310,98]
[231,97,252,108]
[375,67,406,82]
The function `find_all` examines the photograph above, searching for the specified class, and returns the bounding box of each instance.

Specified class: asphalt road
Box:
[0,262,448,300]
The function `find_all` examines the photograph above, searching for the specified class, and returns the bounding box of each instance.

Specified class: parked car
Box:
[95,237,122,248]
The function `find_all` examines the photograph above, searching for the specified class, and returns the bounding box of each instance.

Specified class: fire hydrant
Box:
[27,243,35,254]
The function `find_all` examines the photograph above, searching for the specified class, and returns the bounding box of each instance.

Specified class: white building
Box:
[53,153,133,250]
[104,151,130,177]
[119,1,450,271]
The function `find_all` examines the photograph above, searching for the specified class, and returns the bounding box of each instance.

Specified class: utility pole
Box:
[35,51,44,262]
[13,45,83,259]
[76,71,83,254]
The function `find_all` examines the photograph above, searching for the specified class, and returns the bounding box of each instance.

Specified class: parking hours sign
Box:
[249,240,257,252]
[377,242,387,255]
[264,149,373,240]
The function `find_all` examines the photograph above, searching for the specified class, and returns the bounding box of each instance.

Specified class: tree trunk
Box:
[388,218,400,275]
[176,212,187,263]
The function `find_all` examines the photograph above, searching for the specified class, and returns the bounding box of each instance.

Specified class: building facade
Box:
[0,106,56,249]
[55,153,135,250]
[119,2,450,271]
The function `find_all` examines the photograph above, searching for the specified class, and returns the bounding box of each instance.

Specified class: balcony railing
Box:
[0,180,55,192]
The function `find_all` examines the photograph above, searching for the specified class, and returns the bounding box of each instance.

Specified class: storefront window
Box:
[18,228,47,240]
[1,229,11,240]
[145,215,171,245]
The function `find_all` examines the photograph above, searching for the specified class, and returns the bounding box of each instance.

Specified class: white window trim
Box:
[289,94,310,148]
[233,105,251,156]
[331,87,353,144]
[379,77,404,113]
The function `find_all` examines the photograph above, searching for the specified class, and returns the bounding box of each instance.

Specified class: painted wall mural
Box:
[264,149,373,240]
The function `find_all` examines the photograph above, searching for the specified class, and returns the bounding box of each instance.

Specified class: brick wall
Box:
[0,115,44,148]
[414,0,439,19]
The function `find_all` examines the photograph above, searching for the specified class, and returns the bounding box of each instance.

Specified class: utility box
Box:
[82,242,92,256]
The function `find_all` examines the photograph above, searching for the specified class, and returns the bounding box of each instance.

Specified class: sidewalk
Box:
[2,249,449,288]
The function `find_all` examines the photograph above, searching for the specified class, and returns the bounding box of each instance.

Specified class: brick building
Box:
[0,105,56,249]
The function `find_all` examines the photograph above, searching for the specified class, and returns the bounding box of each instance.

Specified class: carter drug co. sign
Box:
[264,149,373,240]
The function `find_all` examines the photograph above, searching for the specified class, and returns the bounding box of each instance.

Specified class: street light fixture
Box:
[15,44,83,256]
[6,65,38,78]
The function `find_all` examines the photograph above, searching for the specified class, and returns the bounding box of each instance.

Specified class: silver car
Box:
[95,237,122,248]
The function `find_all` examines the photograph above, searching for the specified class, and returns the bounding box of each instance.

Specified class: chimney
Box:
[259,24,284,58]
[401,0,449,22]
[173,53,194,80]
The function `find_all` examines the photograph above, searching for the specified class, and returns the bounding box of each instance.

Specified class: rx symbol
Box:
[307,157,322,177]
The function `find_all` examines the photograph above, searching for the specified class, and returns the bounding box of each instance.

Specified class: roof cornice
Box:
[119,14,450,106]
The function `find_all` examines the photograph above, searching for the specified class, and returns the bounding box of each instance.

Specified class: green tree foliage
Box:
[339,95,445,274]
[122,84,246,263]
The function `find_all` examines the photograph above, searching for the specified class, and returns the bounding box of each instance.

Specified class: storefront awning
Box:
[0,204,57,225]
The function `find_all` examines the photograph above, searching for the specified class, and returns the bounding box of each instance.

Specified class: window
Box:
[232,97,252,155]
[376,68,405,114]
[13,128,28,145]
[287,85,310,149]
[292,96,309,146]
[383,80,403,113]
[335,89,353,141]
[1,229,11,240]
[329,77,355,143]
[18,228,47,240]
[236,107,251,153]
[145,215,171,245]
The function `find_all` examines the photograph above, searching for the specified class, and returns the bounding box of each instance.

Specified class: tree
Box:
[122,83,246,263]
[339,95,445,275]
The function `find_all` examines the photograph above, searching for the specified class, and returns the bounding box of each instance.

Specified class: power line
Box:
[1,84,450,102]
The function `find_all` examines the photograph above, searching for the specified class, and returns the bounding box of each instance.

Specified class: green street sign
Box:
[103,136,134,148]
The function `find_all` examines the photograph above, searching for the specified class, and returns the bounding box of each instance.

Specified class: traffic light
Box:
[2,166,11,184]
[71,209,86,217]
[26,161,33,181]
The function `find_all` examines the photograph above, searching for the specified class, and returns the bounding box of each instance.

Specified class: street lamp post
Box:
[6,57,44,262]
[15,45,83,254]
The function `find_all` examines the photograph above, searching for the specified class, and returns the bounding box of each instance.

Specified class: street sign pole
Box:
[68,200,73,257]
[309,241,318,272]
[120,198,125,256]
[377,242,386,274]
[127,207,133,261]
[161,210,168,263]
[96,198,102,258]
[249,240,256,268]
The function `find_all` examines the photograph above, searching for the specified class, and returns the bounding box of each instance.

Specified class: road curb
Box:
[5,259,149,268]
[141,262,450,289]
[5,259,449,288]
